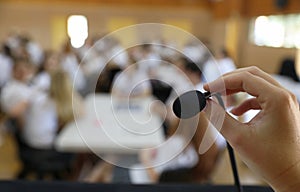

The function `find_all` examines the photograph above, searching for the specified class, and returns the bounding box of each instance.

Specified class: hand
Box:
[203,67,300,192]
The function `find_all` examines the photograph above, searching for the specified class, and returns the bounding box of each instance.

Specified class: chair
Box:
[6,119,74,180]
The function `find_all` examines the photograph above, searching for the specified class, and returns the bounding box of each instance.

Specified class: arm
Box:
[204,66,300,192]
[139,149,160,182]
[8,100,29,118]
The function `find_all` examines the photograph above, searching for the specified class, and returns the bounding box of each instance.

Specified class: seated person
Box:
[272,57,300,101]
[31,50,61,92]
[111,59,151,98]
[129,134,199,184]
[1,58,81,149]
[129,57,221,184]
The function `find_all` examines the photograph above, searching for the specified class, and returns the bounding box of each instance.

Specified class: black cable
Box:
[214,93,243,192]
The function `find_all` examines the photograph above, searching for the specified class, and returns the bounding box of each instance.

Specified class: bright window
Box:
[67,15,88,48]
[250,14,300,48]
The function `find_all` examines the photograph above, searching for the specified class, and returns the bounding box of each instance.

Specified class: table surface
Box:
[55,94,165,154]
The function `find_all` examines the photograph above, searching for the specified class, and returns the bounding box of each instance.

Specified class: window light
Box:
[67,15,88,48]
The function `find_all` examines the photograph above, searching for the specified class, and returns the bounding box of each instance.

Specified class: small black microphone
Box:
[172,90,211,119]
[172,90,243,192]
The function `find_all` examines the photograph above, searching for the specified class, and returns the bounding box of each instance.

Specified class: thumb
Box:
[203,99,246,148]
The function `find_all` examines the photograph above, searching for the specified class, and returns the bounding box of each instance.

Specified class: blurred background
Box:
[1,0,300,72]
[0,0,299,188]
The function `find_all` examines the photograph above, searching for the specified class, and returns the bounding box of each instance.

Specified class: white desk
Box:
[55,94,165,154]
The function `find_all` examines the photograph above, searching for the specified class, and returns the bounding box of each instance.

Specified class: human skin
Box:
[203,66,300,192]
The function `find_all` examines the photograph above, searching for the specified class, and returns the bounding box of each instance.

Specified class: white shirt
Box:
[32,72,51,92]
[1,80,32,113]
[112,68,151,97]
[217,57,236,75]
[110,46,129,69]
[0,54,13,87]
[1,80,58,149]
[157,64,194,106]
[129,135,199,184]
[138,53,161,73]
[202,59,221,83]
[202,57,236,82]
[22,92,58,149]
[153,135,199,174]
[183,45,207,64]
[26,41,44,66]
[82,55,106,77]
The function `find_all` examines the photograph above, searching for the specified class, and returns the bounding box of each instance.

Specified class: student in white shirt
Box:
[135,44,161,76]
[32,50,61,92]
[1,58,81,149]
[215,48,236,75]
[60,40,86,94]
[273,57,300,101]
[0,44,13,89]
[1,58,35,119]
[111,59,151,98]
[129,57,222,184]
[179,57,227,151]
[1,58,53,148]
[202,48,236,83]
[22,70,82,149]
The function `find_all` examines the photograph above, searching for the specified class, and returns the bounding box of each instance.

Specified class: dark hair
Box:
[2,44,12,58]
[180,57,202,77]
[37,50,54,73]
[278,58,299,82]
[141,43,152,52]
[221,48,229,58]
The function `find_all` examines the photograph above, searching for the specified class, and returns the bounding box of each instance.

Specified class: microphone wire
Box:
[214,93,243,192]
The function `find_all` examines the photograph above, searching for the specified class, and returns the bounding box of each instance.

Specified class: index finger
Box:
[204,71,280,101]
[222,66,282,88]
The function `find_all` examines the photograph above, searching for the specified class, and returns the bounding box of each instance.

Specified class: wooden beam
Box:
[210,0,246,19]
[1,0,211,9]
[245,0,300,17]
[210,0,300,19]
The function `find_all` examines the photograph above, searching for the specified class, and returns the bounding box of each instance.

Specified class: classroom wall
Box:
[209,0,299,74]
[0,1,298,74]
[210,18,296,74]
[0,1,212,50]
[237,18,296,73]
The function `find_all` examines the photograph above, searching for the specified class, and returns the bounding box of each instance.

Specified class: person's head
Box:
[49,70,74,126]
[178,57,202,74]
[221,48,229,57]
[216,48,230,59]
[177,57,203,85]
[39,50,60,73]
[2,44,12,58]
[140,43,152,56]
[13,57,35,82]
[278,57,299,82]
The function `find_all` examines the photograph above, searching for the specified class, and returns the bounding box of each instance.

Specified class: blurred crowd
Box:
[0,30,298,183]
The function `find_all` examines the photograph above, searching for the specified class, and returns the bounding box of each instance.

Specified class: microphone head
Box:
[172,90,207,119]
